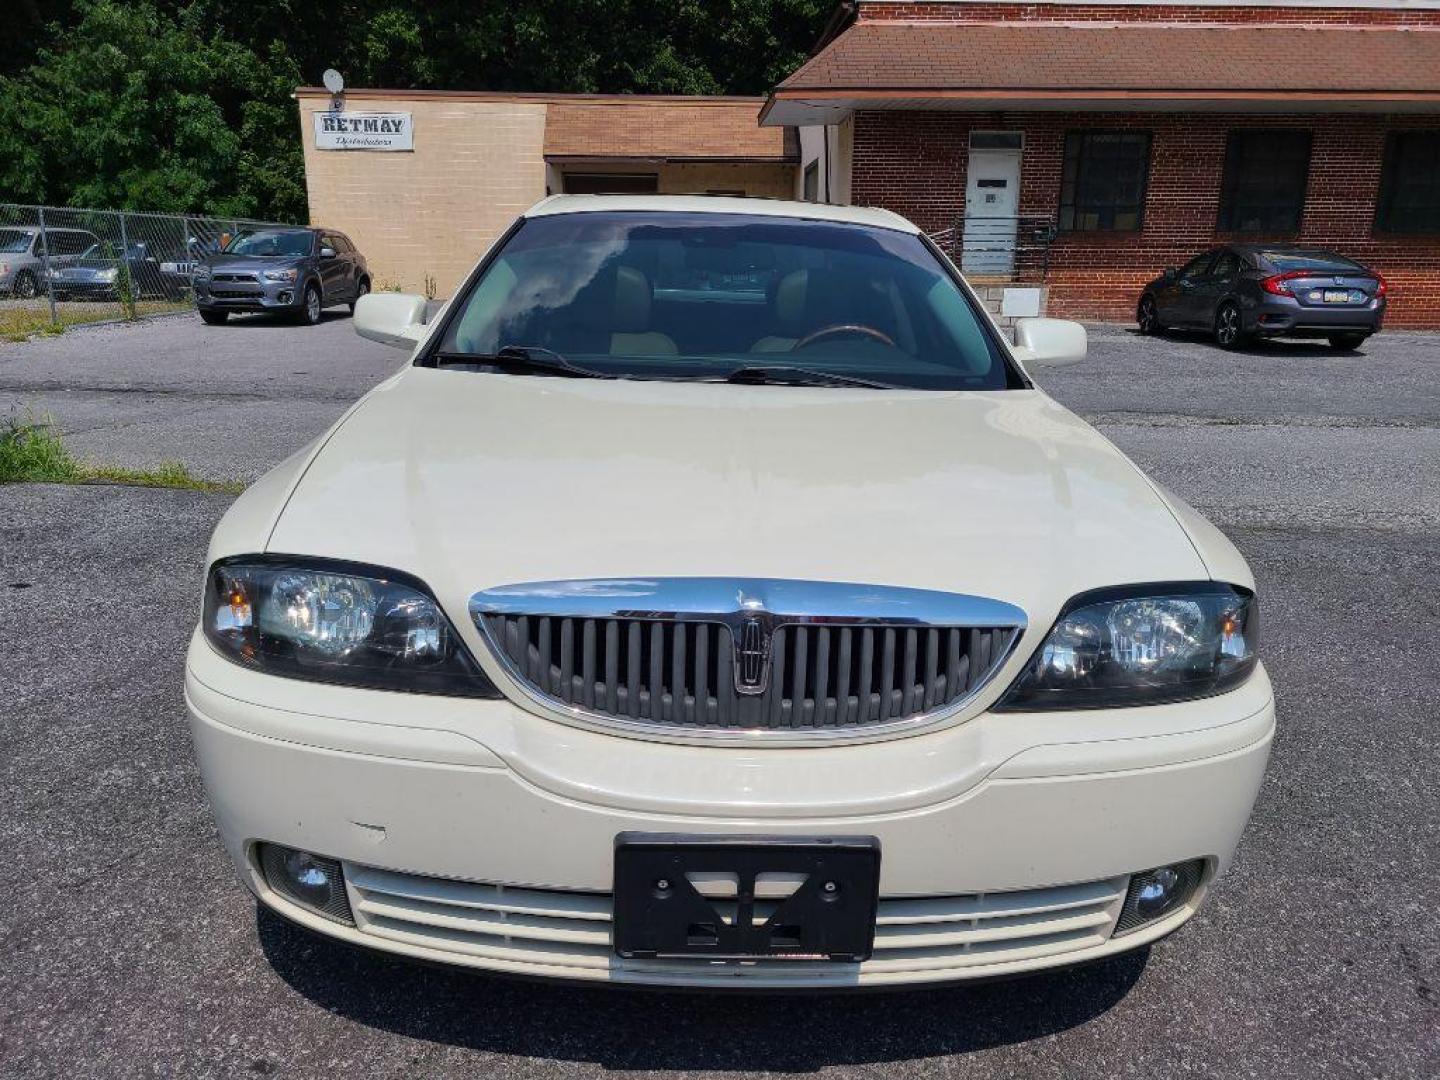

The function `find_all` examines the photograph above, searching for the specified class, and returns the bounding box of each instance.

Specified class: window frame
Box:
[1209,250,1242,280]
[1058,129,1153,234]
[1216,129,1312,234]
[1375,130,1440,235]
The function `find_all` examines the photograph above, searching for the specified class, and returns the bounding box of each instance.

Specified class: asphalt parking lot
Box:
[1,311,1437,1078]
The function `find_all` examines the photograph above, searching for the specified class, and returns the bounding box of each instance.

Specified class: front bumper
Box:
[194,278,303,313]
[186,631,1274,988]
[47,279,118,299]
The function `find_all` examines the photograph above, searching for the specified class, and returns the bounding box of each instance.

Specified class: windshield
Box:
[224,230,313,257]
[433,212,1017,391]
[0,230,35,254]
[1263,250,1365,273]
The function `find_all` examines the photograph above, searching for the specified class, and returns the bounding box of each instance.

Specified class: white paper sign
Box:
[314,111,413,151]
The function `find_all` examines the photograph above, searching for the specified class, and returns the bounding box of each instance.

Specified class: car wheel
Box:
[349,278,370,315]
[199,310,228,325]
[14,270,38,299]
[1137,295,1161,335]
[1214,302,1247,350]
[1328,333,1368,352]
[300,284,323,325]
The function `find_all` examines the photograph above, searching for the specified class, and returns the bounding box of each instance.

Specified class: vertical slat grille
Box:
[483,615,1018,733]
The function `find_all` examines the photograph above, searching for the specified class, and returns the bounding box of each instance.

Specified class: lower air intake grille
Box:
[472,576,1025,737]
[344,863,1128,985]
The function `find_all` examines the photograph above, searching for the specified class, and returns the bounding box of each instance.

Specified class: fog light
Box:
[258,843,354,925]
[1114,859,1204,935]
[277,290,293,304]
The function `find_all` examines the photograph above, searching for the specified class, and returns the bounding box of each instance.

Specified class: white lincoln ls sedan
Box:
[186,195,1273,988]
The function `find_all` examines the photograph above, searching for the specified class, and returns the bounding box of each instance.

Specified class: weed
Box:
[0,410,243,492]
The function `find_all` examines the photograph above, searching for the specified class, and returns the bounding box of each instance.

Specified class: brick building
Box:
[763,0,1440,326]
[296,90,796,296]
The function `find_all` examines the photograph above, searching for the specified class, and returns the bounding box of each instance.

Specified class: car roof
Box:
[1230,243,1348,257]
[525,194,920,234]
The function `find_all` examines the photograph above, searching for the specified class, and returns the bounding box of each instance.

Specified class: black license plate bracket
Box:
[612,833,881,962]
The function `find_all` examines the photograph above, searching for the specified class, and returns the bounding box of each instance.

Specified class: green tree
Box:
[0,0,829,221]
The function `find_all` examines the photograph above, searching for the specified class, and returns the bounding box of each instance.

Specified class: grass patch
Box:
[1,298,192,342]
[0,412,244,493]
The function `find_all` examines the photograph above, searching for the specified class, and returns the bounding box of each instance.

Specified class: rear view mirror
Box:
[320,247,337,259]
[1012,318,1087,370]
[354,292,427,349]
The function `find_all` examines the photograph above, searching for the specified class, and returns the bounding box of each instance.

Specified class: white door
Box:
[961,148,1021,275]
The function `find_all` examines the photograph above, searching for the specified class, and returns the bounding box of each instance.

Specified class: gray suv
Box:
[1137,245,1386,351]
[193,227,369,326]
[0,227,100,298]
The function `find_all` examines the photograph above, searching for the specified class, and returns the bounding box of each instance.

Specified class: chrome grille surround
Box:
[470,578,1026,743]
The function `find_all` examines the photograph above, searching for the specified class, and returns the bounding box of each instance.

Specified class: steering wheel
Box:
[791,323,896,352]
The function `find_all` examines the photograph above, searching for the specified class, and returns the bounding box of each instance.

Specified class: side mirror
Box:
[1161,267,1178,283]
[320,246,337,259]
[1012,317,1087,370]
[354,292,427,349]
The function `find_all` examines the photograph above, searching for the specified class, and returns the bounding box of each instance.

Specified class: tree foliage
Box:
[0,0,829,222]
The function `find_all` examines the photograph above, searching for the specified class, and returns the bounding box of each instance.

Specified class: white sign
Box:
[314,111,413,151]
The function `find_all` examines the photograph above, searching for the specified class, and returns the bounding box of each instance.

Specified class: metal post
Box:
[117,210,131,318]
[35,204,58,326]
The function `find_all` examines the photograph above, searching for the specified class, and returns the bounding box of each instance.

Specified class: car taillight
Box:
[1374,274,1388,299]
[1260,271,1306,296]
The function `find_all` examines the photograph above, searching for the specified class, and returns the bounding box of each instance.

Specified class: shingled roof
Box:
[544,98,794,162]
[763,22,1440,122]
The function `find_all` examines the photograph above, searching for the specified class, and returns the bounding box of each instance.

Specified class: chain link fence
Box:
[0,202,293,340]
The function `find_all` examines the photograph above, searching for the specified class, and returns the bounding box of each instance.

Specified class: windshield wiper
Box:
[717,365,897,390]
[432,345,614,380]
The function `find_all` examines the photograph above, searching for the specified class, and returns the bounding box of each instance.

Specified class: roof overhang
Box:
[762,20,1440,125]
[764,90,1440,126]
[546,154,796,166]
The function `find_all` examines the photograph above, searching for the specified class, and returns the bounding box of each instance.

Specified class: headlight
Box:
[263,268,298,282]
[97,267,117,282]
[996,582,1257,711]
[203,558,500,697]
[193,265,211,281]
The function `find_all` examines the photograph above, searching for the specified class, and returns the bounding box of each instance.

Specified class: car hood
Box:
[266,368,1207,629]
[206,254,305,273]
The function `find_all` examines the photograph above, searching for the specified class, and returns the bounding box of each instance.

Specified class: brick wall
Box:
[851,110,1440,326]
[856,2,1440,26]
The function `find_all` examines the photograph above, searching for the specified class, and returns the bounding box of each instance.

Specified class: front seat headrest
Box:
[612,266,653,332]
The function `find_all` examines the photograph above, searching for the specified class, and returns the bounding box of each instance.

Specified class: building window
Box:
[562,173,659,195]
[1059,131,1151,232]
[1218,130,1311,233]
[970,131,1023,151]
[803,161,819,202]
[1376,131,1440,234]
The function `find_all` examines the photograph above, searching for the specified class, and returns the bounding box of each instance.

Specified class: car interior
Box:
[444,215,1004,385]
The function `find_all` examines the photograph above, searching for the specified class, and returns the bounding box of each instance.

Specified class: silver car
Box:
[0,227,100,298]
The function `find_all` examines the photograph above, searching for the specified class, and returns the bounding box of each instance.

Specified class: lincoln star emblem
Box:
[736,617,768,695]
